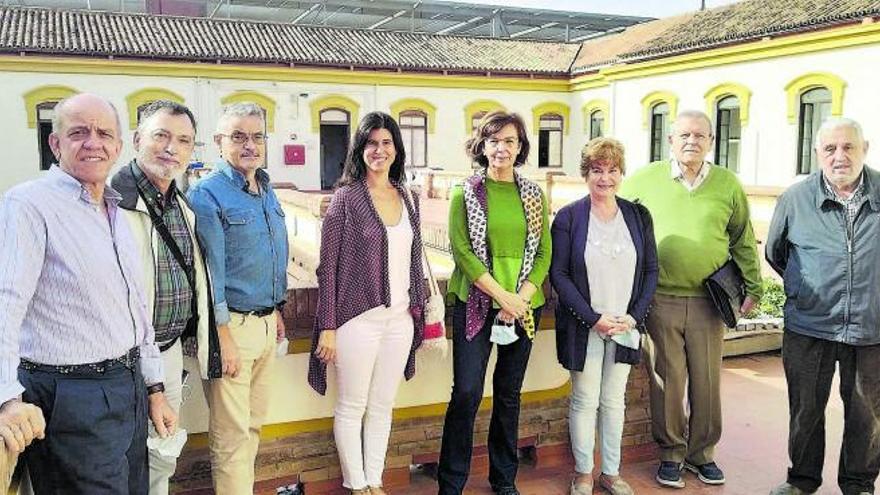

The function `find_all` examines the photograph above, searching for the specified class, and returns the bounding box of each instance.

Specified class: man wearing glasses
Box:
[188,102,289,495]
[110,100,222,494]
[620,110,762,489]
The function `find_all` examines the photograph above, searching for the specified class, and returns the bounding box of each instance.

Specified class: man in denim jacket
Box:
[766,118,880,495]
[188,102,289,495]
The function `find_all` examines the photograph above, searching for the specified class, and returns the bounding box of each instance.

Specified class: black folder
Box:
[703,259,745,328]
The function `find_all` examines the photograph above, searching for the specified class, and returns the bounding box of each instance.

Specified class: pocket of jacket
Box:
[224,209,255,226]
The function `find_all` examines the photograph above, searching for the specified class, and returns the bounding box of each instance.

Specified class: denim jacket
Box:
[187,161,289,325]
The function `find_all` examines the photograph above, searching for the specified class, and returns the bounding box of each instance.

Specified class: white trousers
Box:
[149,340,185,495]
[569,329,631,476]
[333,304,414,490]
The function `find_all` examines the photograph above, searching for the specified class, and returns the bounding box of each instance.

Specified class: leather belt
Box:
[229,307,275,317]
[19,347,140,375]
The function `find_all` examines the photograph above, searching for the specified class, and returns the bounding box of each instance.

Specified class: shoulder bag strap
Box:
[403,186,440,298]
[138,187,199,351]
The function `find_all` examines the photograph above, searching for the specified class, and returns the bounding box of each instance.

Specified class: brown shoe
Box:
[368,487,387,495]
[598,474,634,495]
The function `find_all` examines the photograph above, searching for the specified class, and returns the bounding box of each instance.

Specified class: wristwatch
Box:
[146,382,165,396]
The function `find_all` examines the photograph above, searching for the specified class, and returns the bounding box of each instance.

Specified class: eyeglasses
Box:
[219,131,267,145]
[149,130,195,149]
[486,138,519,149]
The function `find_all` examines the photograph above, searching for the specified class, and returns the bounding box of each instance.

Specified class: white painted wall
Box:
[2,40,879,194]
[598,42,880,185]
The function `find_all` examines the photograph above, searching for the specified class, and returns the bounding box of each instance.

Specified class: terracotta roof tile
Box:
[1,1,878,77]
[571,14,695,71]
[0,6,578,75]
[626,0,880,58]
[572,0,880,73]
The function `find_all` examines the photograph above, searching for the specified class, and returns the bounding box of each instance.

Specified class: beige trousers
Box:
[205,312,277,495]
[643,293,724,465]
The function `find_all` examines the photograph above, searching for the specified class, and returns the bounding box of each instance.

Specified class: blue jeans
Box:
[20,363,148,494]
[437,302,541,494]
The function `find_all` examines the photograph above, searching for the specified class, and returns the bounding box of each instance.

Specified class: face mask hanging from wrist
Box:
[490,315,519,345]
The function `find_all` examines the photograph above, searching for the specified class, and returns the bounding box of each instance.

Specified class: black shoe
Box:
[656,461,685,488]
[493,486,520,495]
[683,461,726,485]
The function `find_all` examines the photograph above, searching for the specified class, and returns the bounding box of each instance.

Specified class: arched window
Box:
[797,87,831,175]
[320,109,349,124]
[23,85,79,172]
[589,110,604,139]
[136,102,154,125]
[319,108,350,190]
[472,111,488,131]
[464,100,505,135]
[650,103,670,162]
[538,113,563,168]
[400,110,427,167]
[125,88,186,129]
[714,96,741,172]
[37,102,58,171]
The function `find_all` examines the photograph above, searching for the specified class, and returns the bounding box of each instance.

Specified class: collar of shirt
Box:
[822,170,865,204]
[216,160,270,194]
[47,165,122,207]
[670,158,711,190]
[131,161,179,211]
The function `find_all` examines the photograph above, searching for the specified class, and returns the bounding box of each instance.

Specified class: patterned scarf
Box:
[461,170,544,340]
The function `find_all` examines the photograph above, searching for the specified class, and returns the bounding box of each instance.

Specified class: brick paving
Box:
[281,353,875,495]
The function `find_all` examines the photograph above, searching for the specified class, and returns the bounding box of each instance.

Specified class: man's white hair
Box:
[671,110,714,137]
[815,117,865,147]
[215,102,265,134]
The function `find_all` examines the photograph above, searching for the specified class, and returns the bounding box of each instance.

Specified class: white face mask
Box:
[490,316,519,346]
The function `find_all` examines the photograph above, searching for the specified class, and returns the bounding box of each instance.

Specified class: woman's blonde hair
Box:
[580,137,626,178]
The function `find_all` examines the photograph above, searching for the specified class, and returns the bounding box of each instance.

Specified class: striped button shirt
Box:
[0,166,161,404]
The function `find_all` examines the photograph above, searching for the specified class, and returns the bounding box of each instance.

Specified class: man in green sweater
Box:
[620,110,762,489]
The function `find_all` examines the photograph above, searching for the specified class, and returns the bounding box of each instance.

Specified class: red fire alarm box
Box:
[284,144,305,165]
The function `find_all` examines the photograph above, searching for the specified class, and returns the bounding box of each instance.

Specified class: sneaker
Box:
[569,478,592,495]
[598,473,634,495]
[768,482,815,495]
[493,486,520,495]
[656,461,685,488]
[683,461,725,485]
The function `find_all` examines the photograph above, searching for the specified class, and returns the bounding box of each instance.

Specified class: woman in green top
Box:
[437,111,552,495]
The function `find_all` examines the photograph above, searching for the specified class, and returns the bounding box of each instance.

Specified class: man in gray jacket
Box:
[766,117,880,495]
[111,100,222,494]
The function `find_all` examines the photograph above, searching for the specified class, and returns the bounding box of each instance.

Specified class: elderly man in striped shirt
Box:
[0,93,175,494]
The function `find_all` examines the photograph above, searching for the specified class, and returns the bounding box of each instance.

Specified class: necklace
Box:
[589,211,626,259]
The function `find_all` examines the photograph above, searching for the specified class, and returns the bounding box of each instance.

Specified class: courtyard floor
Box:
[348,353,872,495]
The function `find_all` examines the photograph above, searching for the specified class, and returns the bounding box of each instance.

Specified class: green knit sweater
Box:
[619,160,763,298]
[447,178,552,307]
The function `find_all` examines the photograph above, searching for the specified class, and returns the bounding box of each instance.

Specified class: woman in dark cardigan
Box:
[550,137,658,495]
[308,112,426,495]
